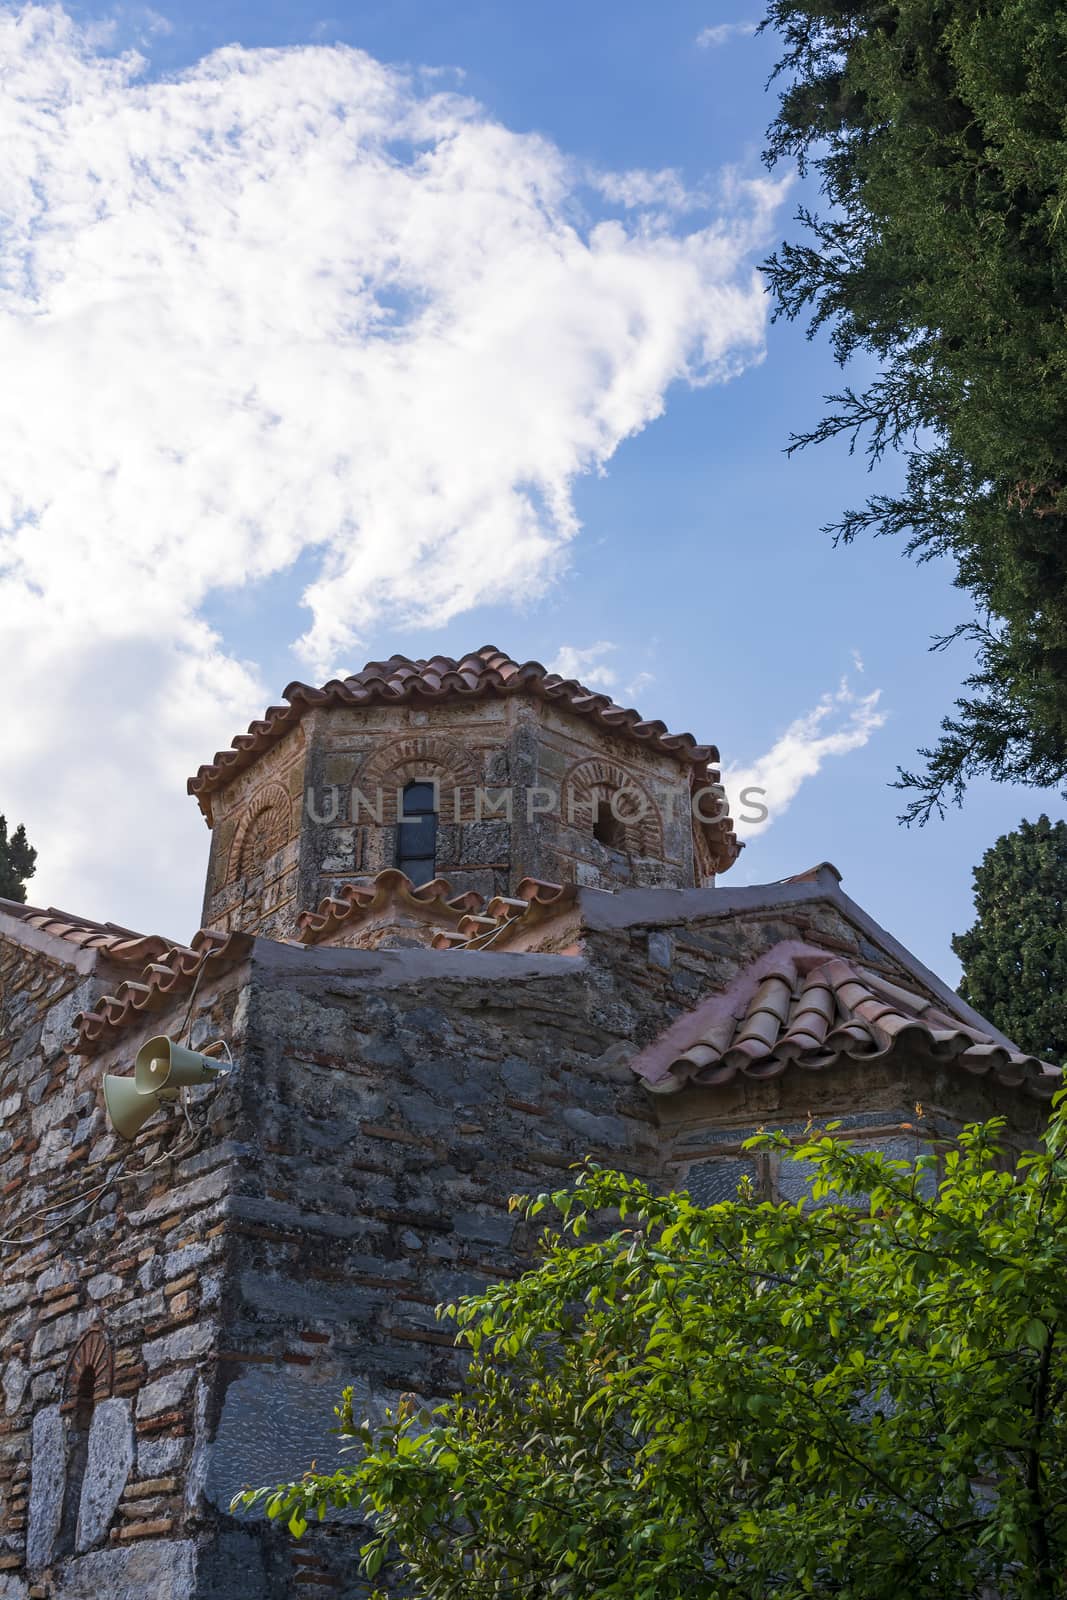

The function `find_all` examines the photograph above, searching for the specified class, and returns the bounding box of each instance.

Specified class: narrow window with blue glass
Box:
[396,781,438,886]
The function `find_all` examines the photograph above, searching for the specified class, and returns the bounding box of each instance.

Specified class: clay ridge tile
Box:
[71,929,253,1055]
[188,644,721,802]
[294,868,578,952]
[0,899,174,967]
[433,877,579,951]
[635,944,1059,1101]
[296,869,484,945]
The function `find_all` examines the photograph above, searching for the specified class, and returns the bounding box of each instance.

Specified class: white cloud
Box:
[549,642,619,691]
[725,678,887,838]
[0,4,783,938]
[697,21,757,48]
[591,167,696,213]
[625,669,655,703]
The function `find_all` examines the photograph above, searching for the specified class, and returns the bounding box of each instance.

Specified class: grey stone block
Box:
[87,1272,123,1302]
[137,1369,195,1420]
[460,821,509,864]
[561,1106,629,1149]
[206,1368,376,1516]
[2,1358,28,1416]
[142,1321,217,1371]
[452,1210,514,1246]
[136,1436,186,1478]
[58,1540,196,1600]
[76,1397,134,1553]
[26,1404,65,1572]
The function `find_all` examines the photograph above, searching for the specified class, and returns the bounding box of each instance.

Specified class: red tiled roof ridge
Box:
[187,645,722,808]
[631,942,1059,1101]
[0,899,175,966]
[433,877,579,951]
[296,868,578,949]
[297,868,485,945]
[72,928,254,1054]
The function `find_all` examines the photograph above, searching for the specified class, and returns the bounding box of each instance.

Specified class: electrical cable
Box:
[0,937,232,1250]
[0,1126,203,1250]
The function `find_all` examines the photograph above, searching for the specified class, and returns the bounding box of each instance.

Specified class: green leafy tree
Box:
[761,0,1067,822]
[0,815,36,903]
[239,1106,1067,1598]
[953,814,1067,1065]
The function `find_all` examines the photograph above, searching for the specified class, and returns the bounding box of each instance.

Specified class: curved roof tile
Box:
[72,929,253,1054]
[297,868,577,951]
[188,645,723,793]
[297,869,484,945]
[0,900,173,967]
[636,947,1059,1100]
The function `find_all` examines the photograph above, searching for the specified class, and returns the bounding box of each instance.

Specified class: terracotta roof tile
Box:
[187,645,735,848]
[633,945,1059,1100]
[296,869,578,953]
[433,878,579,952]
[0,900,173,966]
[72,929,253,1054]
[297,869,483,945]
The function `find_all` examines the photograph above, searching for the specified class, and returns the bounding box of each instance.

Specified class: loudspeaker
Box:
[133,1035,224,1096]
[103,1035,229,1140]
[103,1073,170,1141]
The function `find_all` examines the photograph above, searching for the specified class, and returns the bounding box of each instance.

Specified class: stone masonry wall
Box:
[200,724,307,941]
[188,895,1042,1596]
[1,883,1046,1599]
[203,697,702,943]
[0,918,253,1600]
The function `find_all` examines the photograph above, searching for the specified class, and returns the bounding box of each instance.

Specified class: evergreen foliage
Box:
[761,0,1067,821]
[953,814,1067,1065]
[0,815,36,904]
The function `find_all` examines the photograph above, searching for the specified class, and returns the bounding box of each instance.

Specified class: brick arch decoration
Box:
[355,734,483,823]
[228,783,293,884]
[564,758,664,859]
[62,1328,114,1415]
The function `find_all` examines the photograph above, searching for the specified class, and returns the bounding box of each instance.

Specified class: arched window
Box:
[593,796,626,850]
[396,781,437,886]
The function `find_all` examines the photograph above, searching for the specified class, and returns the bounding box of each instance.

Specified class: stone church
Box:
[0,647,1056,1599]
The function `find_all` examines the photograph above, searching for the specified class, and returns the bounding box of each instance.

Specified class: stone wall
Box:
[0,881,1047,1598]
[0,916,253,1600]
[200,724,307,942]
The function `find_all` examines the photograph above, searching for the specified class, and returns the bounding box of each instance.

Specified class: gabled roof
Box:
[0,900,171,967]
[631,942,1058,1100]
[188,644,724,804]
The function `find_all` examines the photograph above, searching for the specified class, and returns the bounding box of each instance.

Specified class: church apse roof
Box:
[187,645,724,812]
[631,941,1059,1100]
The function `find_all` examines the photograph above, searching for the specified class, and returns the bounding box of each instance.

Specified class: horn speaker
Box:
[103,1035,225,1141]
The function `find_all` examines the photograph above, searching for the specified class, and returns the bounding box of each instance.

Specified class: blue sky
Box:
[1,0,1060,982]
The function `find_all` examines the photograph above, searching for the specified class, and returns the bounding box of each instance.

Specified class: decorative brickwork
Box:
[228,785,293,884]
[62,1331,114,1414]
[355,733,482,817]
[562,755,664,861]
